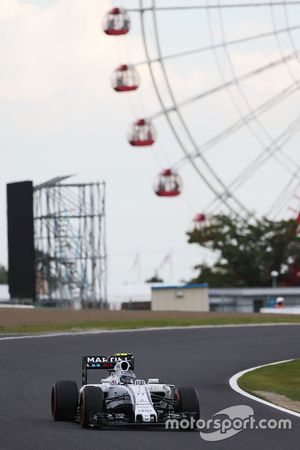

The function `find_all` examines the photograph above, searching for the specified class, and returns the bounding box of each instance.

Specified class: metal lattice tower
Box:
[34,176,107,308]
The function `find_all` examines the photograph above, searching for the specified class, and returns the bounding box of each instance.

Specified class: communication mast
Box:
[34,176,107,308]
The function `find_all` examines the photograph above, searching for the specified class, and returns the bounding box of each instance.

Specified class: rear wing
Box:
[81,353,134,385]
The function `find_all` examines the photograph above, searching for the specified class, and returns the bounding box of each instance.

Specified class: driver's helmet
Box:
[120,371,136,384]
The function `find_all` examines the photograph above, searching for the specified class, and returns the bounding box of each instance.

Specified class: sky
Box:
[1,0,300,301]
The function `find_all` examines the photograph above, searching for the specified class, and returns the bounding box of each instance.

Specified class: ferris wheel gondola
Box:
[112,65,139,92]
[193,213,207,228]
[128,119,156,147]
[154,169,182,197]
[103,7,130,36]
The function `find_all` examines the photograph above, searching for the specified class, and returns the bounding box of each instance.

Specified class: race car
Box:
[51,353,200,428]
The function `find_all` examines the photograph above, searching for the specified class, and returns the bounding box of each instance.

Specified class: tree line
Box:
[187,215,300,287]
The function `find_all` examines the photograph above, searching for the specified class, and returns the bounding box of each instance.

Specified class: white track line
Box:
[229,359,300,418]
[0,322,299,341]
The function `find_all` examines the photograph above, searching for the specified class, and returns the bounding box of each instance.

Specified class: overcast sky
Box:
[1,0,300,299]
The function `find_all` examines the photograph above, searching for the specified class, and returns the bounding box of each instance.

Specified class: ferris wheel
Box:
[103,1,300,226]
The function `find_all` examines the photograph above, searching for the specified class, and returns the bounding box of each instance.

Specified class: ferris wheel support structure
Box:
[139,1,300,219]
[104,2,300,222]
[139,0,253,219]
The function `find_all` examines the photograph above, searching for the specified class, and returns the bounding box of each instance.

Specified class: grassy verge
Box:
[238,359,300,402]
[0,314,300,334]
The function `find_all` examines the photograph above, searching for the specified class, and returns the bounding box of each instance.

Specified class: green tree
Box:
[0,265,8,285]
[188,215,300,287]
[146,271,163,283]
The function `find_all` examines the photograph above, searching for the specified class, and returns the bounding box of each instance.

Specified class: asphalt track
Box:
[0,325,299,450]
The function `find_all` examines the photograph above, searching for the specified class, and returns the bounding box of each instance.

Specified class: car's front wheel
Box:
[175,386,200,422]
[79,386,105,428]
[51,380,78,421]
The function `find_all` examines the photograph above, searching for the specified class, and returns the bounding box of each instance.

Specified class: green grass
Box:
[0,315,300,334]
[239,359,300,402]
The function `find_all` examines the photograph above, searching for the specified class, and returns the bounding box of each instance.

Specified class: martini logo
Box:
[86,356,128,364]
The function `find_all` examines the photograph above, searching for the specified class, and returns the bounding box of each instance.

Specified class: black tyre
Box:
[80,386,105,428]
[176,387,200,420]
[51,380,78,421]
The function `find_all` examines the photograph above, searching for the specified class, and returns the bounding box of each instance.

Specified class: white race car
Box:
[51,353,200,428]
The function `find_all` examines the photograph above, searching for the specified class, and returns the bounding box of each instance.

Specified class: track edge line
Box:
[229,359,300,418]
[0,322,300,341]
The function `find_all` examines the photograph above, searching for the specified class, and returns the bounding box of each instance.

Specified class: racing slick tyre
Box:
[80,386,105,428]
[51,380,78,422]
[175,387,200,423]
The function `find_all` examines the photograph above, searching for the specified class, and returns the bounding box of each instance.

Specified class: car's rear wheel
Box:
[51,380,78,421]
[80,386,105,428]
[175,387,200,421]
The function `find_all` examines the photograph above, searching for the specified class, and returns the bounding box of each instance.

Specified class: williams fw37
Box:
[51,353,200,428]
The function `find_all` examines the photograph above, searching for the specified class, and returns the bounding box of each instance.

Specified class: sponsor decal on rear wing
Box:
[81,353,134,385]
